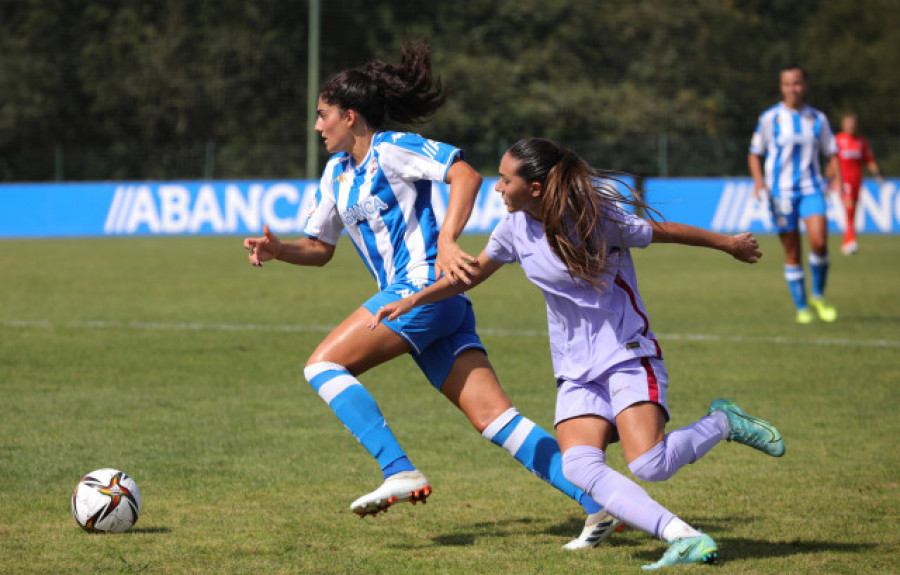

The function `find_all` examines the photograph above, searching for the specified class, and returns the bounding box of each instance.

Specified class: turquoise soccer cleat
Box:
[642,533,719,570]
[709,398,785,457]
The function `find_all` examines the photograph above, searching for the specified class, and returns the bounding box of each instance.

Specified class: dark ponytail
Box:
[506,138,651,290]
[319,41,448,128]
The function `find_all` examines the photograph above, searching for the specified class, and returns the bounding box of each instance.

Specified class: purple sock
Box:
[628,415,726,482]
[561,445,674,539]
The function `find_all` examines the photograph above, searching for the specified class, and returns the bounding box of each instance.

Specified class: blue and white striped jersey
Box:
[304,131,461,290]
[749,103,838,198]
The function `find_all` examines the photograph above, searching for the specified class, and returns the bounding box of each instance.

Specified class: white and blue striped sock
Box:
[483,407,602,514]
[305,362,413,478]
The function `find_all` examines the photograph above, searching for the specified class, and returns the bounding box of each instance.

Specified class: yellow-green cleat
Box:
[642,533,719,570]
[709,398,785,457]
[796,308,814,324]
[810,298,837,322]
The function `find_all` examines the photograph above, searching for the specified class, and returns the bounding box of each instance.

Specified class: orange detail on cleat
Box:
[412,485,431,503]
[615,523,625,532]
[351,476,432,517]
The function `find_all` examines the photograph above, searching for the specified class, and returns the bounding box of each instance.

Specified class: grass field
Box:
[1,233,898,574]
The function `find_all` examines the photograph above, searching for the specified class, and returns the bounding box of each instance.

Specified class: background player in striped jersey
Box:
[243,42,619,549]
[372,138,786,569]
[748,64,842,324]
[834,110,884,255]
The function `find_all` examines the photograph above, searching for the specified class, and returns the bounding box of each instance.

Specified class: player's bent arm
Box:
[649,221,761,264]
[413,250,503,304]
[276,237,336,267]
[441,160,482,242]
[245,223,335,268]
[436,160,483,282]
[370,251,504,325]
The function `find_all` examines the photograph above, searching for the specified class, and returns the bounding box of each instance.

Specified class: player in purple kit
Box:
[372,138,786,569]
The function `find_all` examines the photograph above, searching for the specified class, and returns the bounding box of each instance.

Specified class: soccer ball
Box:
[71,468,142,533]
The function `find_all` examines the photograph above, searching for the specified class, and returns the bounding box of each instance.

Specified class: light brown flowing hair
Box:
[506,138,655,291]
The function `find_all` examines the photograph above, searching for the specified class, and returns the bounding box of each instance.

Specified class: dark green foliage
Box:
[1,0,898,180]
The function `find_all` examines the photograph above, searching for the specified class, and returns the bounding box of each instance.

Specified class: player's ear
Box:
[531,181,543,199]
[343,108,358,127]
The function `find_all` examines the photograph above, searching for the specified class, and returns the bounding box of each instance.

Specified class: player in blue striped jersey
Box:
[243,42,617,548]
[748,65,842,324]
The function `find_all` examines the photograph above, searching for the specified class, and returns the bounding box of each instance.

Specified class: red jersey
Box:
[835,132,874,188]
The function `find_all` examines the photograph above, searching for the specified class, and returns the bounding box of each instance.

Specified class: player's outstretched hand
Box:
[244,224,282,267]
[728,232,762,264]
[435,236,477,285]
[752,183,769,201]
[368,300,412,329]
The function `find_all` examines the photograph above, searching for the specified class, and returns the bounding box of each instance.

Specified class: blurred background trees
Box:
[1,0,897,181]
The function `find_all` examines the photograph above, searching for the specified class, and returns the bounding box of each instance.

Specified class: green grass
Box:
[1,233,898,574]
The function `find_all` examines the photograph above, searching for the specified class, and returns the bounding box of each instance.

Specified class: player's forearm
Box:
[827,156,842,190]
[412,252,500,307]
[407,276,470,309]
[277,238,334,267]
[748,154,765,188]
[440,161,482,242]
[650,221,730,252]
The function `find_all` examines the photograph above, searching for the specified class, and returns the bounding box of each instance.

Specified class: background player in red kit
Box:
[835,111,884,255]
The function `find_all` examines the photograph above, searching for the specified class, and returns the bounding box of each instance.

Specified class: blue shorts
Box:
[768,193,827,233]
[362,283,485,390]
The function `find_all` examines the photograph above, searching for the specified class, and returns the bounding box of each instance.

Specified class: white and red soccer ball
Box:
[71,468,141,533]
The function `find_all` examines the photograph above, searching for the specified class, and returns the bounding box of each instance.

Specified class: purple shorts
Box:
[554,356,670,427]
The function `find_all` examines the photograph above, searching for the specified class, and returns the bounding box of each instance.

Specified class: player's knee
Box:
[303,361,349,385]
[469,404,516,434]
[480,407,519,440]
[628,443,674,482]
[560,456,584,490]
[627,456,673,482]
[561,446,606,492]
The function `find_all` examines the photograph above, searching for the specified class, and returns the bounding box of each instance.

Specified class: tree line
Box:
[1,0,897,181]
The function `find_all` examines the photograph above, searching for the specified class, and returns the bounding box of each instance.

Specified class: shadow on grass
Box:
[544,516,748,545]
[425,517,541,547]
[426,517,737,549]
[630,536,876,564]
[127,526,172,534]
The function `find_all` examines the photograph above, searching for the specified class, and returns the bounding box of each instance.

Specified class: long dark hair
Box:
[319,41,448,128]
[506,138,653,290]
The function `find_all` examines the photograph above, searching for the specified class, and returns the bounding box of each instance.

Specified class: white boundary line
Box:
[2,319,898,348]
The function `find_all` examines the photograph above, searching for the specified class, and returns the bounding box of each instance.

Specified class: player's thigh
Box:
[440,349,512,432]
[307,306,412,375]
[615,402,667,464]
[556,415,615,453]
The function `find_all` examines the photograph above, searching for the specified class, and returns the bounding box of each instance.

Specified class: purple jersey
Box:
[485,209,660,384]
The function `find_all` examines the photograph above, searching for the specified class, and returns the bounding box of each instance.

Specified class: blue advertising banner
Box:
[643,178,899,234]
[0,176,893,238]
[0,179,513,238]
